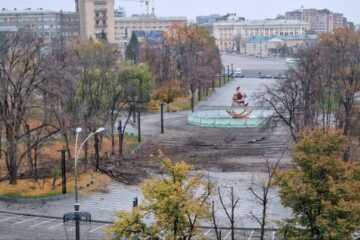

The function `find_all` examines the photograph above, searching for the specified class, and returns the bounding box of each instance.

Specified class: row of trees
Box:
[0,23,222,185]
[0,32,152,184]
[128,24,223,111]
[259,28,360,161]
[107,130,360,239]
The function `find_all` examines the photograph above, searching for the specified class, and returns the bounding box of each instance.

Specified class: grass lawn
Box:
[0,171,111,199]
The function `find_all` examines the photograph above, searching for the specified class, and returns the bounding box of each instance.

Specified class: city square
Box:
[0,0,359,240]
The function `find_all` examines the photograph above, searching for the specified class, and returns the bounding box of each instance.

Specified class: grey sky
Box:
[2,0,359,23]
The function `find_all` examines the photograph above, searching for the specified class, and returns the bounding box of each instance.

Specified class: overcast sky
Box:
[2,0,359,24]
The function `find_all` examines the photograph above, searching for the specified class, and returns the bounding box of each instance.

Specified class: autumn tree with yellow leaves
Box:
[275,130,360,239]
[107,157,212,240]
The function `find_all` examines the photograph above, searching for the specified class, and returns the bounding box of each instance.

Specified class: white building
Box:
[239,35,318,57]
[213,19,309,51]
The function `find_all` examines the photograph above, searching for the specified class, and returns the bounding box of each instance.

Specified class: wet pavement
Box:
[0,54,291,239]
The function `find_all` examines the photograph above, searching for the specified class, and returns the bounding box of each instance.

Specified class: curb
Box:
[0,194,70,204]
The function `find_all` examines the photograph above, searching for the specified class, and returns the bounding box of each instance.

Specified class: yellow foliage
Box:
[0,172,111,198]
[107,157,212,239]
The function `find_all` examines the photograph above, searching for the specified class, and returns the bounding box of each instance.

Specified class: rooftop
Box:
[242,34,318,43]
[115,15,187,22]
[214,19,309,26]
[0,8,75,14]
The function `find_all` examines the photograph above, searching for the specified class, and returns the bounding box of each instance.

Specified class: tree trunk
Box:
[191,90,195,113]
[34,146,38,181]
[260,200,267,240]
[6,129,18,185]
[119,133,124,156]
[83,139,88,166]
[111,122,115,154]
[343,107,352,161]
[25,124,33,179]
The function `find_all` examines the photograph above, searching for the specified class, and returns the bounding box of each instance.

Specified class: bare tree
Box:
[218,186,239,240]
[0,32,69,184]
[248,157,280,240]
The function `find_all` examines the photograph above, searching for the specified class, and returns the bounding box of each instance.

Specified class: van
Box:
[234,68,244,78]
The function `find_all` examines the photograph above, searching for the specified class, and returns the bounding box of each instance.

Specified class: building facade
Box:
[196,14,221,26]
[239,35,318,57]
[285,8,346,33]
[285,10,302,21]
[0,8,79,45]
[213,19,309,51]
[79,0,115,42]
[115,14,187,52]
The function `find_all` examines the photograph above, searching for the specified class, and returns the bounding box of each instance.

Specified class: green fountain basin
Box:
[188,109,271,128]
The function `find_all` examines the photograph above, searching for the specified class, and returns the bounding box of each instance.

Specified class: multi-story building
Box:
[239,35,318,56]
[213,19,309,51]
[114,6,126,18]
[196,14,221,27]
[59,11,80,45]
[285,8,346,33]
[330,13,345,31]
[285,10,302,21]
[0,8,79,45]
[78,0,115,43]
[115,14,187,52]
[355,24,360,31]
[302,8,317,32]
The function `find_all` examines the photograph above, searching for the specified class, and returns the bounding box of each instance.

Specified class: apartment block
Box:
[0,8,79,45]
[285,8,347,33]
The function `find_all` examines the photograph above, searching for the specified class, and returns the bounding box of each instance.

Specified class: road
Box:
[222,53,289,77]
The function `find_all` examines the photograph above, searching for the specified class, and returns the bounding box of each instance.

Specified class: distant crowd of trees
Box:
[129,24,223,111]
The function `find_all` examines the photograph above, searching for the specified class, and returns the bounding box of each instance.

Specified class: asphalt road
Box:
[222,53,290,77]
[0,212,108,240]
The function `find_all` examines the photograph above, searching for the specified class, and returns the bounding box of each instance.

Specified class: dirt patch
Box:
[101,119,291,185]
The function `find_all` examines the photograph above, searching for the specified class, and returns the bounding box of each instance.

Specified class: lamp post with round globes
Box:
[63,127,105,240]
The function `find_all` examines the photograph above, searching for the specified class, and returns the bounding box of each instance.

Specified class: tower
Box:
[75,0,79,12]
[79,0,115,43]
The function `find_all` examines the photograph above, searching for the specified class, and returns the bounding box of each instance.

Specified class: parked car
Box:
[234,73,245,78]
[259,74,266,78]
[234,68,245,78]
[286,58,295,63]
[265,74,272,79]
[273,73,281,79]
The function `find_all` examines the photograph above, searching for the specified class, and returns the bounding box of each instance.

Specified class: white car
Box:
[234,68,244,78]
[286,58,294,63]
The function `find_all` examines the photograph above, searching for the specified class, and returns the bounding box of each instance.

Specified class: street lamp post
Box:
[63,127,105,240]
[137,110,141,143]
[160,103,164,134]
[60,149,67,194]
[227,65,230,81]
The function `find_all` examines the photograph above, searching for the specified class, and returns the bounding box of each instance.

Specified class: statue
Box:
[226,86,252,119]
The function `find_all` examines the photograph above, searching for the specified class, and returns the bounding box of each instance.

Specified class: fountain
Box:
[187,108,272,128]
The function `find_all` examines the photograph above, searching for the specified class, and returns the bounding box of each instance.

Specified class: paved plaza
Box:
[0,54,290,239]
